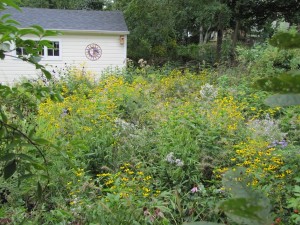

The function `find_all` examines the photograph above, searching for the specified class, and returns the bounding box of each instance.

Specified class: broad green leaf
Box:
[219,198,263,221]
[21,82,34,89]
[0,110,8,123]
[43,30,60,37]
[30,25,45,35]
[269,32,300,49]
[0,126,7,137]
[0,43,10,51]
[221,169,273,225]
[0,13,11,20]
[3,159,17,179]
[41,68,52,79]
[17,173,34,185]
[34,138,50,145]
[17,28,39,37]
[265,94,300,106]
[31,162,46,171]
[18,153,34,161]
[4,19,19,25]
[254,72,300,93]
[31,56,42,63]
[1,0,21,10]
[37,181,42,201]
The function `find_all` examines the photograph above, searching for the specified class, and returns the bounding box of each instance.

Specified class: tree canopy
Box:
[19,0,300,64]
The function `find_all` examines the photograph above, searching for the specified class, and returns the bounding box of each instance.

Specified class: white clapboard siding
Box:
[0,33,127,84]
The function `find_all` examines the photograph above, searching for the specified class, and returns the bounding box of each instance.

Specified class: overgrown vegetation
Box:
[1,0,300,224]
[1,49,300,224]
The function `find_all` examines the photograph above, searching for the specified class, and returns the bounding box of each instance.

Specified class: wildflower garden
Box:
[1,2,300,225]
[1,49,300,224]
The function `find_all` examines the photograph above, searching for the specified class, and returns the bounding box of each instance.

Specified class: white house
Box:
[0,7,129,84]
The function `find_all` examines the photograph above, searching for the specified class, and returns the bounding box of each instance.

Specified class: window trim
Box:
[13,38,62,61]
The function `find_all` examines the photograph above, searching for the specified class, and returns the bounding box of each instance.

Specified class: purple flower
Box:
[269,139,288,148]
[191,186,198,193]
[278,139,288,148]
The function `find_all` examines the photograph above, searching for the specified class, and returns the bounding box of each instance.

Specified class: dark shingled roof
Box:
[3,7,129,34]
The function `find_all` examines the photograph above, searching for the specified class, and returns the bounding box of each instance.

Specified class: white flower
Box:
[200,83,218,101]
[165,152,175,163]
[175,159,184,167]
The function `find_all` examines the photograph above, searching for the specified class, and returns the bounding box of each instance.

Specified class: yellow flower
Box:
[143,193,150,197]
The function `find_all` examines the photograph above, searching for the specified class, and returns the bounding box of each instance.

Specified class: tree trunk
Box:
[216,29,223,64]
[204,26,211,43]
[232,20,239,48]
[199,26,204,44]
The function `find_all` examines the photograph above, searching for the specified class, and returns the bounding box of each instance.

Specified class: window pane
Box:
[47,41,60,57]
[54,49,59,56]
[54,42,59,49]
[16,47,22,55]
[48,48,53,56]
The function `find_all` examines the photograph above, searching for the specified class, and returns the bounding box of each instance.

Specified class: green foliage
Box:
[287,178,300,224]
[220,168,273,225]
[0,0,62,199]
[1,2,299,223]
[19,0,113,10]
[254,30,300,106]
[269,32,300,49]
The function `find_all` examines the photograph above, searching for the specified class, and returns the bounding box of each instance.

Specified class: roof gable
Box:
[3,7,129,34]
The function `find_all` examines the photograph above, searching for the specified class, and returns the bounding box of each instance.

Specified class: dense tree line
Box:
[19,0,113,10]
[20,0,300,65]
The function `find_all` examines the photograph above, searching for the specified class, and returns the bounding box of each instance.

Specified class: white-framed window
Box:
[46,41,60,59]
[15,39,62,60]
[16,46,27,56]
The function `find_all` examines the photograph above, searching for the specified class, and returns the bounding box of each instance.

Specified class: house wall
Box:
[0,32,127,84]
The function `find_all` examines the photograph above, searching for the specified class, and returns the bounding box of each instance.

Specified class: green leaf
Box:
[3,159,17,179]
[34,138,50,145]
[1,0,21,10]
[269,32,300,49]
[41,68,52,79]
[0,13,11,20]
[37,181,42,201]
[31,56,42,63]
[265,94,300,106]
[0,43,10,52]
[0,110,8,123]
[219,198,263,221]
[0,126,7,138]
[18,173,34,185]
[254,72,300,93]
[30,25,45,35]
[31,162,46,171]
[4,19,20,25]
[0,50,5,59]
[21,82,34,90]
[43,30,60,37]
[220,168,273,225]
[18,153,34,161]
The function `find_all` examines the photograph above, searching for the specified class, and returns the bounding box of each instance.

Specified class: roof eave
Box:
[58,29,130,35]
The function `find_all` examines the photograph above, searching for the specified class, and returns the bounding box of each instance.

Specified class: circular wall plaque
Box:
[85,43,102,61]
